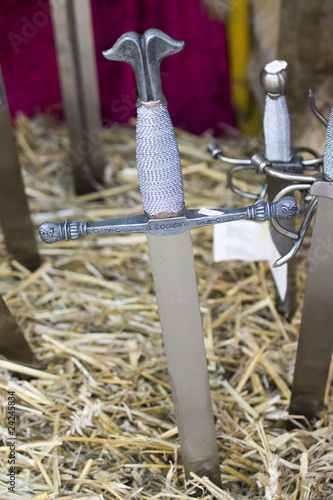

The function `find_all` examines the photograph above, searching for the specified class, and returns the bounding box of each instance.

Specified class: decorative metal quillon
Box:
[39,198,298,244]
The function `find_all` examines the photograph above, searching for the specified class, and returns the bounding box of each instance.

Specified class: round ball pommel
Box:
[38,221,87,244]
[260,60,289,97]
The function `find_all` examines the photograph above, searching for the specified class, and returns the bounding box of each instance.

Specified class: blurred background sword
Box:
[0,75,38,368]
[289,106,333,420]
[260,61,298,319]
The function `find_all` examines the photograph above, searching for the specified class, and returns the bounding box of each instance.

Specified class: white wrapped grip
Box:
[136,104,184,217]
[264,94,292,162]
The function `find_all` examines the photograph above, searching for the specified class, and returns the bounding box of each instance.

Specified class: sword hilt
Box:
[104,30,185,219]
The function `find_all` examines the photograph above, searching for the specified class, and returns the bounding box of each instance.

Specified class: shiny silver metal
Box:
[207,144,252,165]
[38,198,298,243]
[273,196,318,267]
[271,183,317,242]
[249,156,319,267]
[147,231,221,483]
[251,153,318,183]
[259,60,289,98]
[50,0,105,194]
[227,164,267,201]
[309,89,328,128]
[261,61,297,318]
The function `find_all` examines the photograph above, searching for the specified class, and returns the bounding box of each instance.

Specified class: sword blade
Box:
[0,294,36,367]
[0,66,40,271]
[290,105,333,418]
[103,29,222,484]
[147,231,221,485]
[266,177,297,317]
[289,195,333,419]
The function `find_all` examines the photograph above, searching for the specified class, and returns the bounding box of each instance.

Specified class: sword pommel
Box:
[260,60,289,98]
[103,29,184,103]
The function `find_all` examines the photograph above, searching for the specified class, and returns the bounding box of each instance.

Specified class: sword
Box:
[260,61,298,319]
[288,106,333,420]
[39,29,297,482]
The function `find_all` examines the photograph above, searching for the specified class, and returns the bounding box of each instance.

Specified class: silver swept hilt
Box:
[208,57,329,266]
[38,197,298,244]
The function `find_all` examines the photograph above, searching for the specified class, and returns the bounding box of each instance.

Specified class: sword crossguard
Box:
[38,197,298,244]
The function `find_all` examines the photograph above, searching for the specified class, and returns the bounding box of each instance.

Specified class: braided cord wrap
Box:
[264,94,292,163]
[136,103,185,217]
[324,105,333,181]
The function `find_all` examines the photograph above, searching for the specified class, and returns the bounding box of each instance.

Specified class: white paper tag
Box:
[213,220,287,301]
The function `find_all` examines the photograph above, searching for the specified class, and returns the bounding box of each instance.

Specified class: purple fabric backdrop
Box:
[0,0,235,135]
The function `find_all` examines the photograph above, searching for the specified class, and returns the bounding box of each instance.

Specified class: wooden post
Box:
[278,0,323,138]
[50,0,105,194]
[0,67,41,271]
